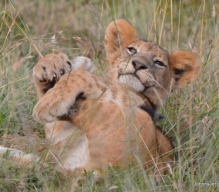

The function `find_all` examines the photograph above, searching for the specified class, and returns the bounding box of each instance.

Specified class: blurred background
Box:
[0,0,219,191]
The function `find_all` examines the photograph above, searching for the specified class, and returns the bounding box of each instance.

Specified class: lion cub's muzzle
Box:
[132,60,148,71]
[131,54,153,72]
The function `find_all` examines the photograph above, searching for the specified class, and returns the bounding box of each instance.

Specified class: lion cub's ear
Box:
[105,19,138,59]
[169,51,201,88]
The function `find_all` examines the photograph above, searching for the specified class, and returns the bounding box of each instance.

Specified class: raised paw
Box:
[33,53,72,98]
[33,53,71,83]
[32,73,78,123]
[71,56,95,73]
[32,94,65,123]
[32,69,102,123]
[32,85,70,123]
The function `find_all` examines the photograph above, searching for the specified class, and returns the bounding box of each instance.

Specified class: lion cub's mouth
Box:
[118,74,145,92]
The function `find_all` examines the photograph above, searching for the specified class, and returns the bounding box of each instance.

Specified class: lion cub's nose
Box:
[132,60,148,71]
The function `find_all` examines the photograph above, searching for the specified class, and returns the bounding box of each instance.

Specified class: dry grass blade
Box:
[6,12,43,59]
[0,0,218,191]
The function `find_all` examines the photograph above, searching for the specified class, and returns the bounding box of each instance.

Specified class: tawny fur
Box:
[32,19,201,176]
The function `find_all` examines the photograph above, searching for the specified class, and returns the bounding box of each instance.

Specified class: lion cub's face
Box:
[117,41,171,93]
[105,19,201,108]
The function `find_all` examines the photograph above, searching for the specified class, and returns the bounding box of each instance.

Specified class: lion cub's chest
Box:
[71,85,146,131]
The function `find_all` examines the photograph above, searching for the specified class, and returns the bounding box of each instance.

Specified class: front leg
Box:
[33,53,71,99]
[33,70,106,123]
[33,53,94,99]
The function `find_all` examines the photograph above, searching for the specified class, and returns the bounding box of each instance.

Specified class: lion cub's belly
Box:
[71,99,156,169]
[45,121,89,172]
[44,97,155,171]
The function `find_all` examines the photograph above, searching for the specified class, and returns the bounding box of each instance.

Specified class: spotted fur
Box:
[32,19,201,177]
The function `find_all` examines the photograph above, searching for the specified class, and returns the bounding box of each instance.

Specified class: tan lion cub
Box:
[32,19,201,176]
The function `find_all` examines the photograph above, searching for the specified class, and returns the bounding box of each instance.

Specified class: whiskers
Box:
[139,72,169,94]
[118,74,145,92]
[118,64,171,95]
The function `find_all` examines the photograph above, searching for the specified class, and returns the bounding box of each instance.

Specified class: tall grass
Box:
[0,0,219,191]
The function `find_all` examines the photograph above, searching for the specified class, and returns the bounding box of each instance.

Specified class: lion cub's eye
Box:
[154,60,166,67]
[127,47,137,55]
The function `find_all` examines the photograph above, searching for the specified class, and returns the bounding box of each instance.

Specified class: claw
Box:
[43,74,47,80]
[60,69,64,75]
[66,61,71,66]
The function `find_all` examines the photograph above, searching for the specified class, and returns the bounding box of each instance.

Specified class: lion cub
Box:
[33,19,201,176]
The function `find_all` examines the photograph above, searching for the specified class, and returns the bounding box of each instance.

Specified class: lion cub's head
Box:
[105,19,201,108]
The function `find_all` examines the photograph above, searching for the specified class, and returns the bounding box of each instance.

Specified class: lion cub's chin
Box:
[119,74,145,92]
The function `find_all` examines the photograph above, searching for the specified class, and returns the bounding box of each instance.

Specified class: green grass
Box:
[0,0,219,191]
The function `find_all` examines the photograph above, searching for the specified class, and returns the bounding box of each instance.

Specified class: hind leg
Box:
[155,128,174,174]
